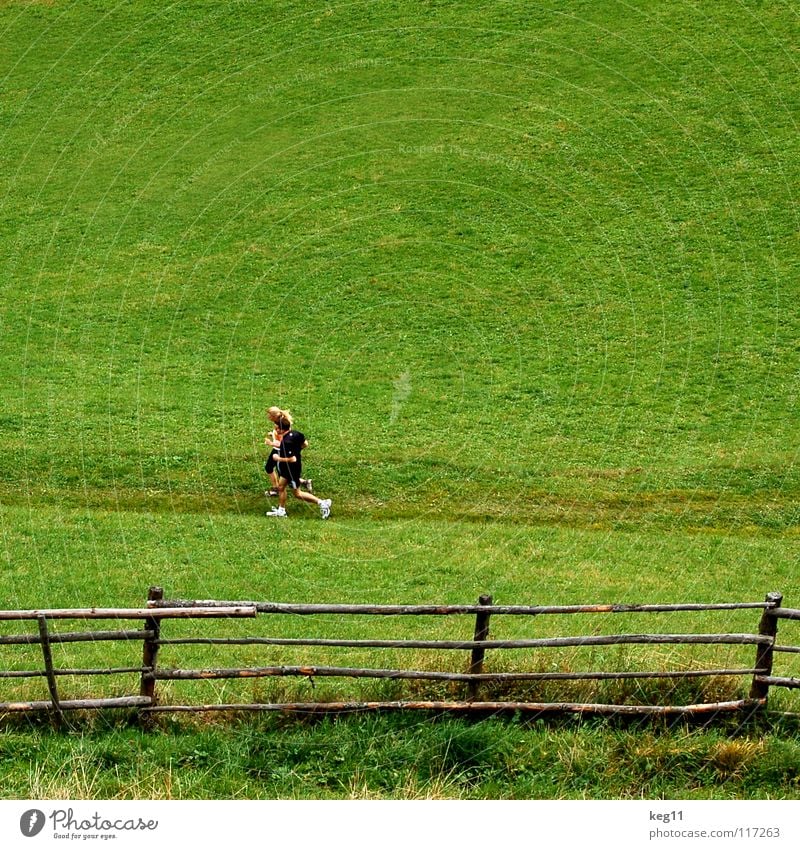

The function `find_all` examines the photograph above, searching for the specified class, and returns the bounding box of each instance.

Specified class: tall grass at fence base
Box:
[3,712,800,799]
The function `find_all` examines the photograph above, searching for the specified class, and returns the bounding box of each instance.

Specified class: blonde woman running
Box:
[264,407,312,496]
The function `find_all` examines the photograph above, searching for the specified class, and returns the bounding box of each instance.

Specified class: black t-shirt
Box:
[277,430,305,463]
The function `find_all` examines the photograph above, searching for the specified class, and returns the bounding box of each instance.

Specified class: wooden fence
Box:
[0,588,798,719]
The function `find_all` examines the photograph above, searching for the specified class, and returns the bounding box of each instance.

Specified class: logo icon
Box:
[20,810,46,837]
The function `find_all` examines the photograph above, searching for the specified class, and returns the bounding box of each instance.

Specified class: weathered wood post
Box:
[140,586,164,718]
[749,591,783,703]
[468,594,493,700]
[37,615,63,725]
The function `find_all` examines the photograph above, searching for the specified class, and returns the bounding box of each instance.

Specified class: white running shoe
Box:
[266,506,287,518]
[301,478,313,493]
[319,499,331,520]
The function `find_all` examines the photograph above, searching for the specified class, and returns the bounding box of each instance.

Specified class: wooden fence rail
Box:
[0,607,257,620]
[149,600,776,615]
[146,665,765,683]
[0,587,797,720]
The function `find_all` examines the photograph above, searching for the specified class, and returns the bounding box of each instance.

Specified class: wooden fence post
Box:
[37,615,63,725]
[749,591,783,703]
[468,595,493,700]
[140,586,164,717]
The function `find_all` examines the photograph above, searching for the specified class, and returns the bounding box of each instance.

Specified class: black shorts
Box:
[277,462,302,489]
[264,454,278,474]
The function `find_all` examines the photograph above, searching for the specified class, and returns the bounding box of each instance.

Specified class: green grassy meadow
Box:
[1,0,800,798]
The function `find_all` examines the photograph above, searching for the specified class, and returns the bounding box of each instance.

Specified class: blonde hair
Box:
[267,406,293,426]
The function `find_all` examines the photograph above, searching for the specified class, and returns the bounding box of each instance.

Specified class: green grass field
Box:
[1,0,799,798]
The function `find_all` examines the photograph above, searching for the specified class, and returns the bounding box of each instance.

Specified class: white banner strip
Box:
[0,800,797,849]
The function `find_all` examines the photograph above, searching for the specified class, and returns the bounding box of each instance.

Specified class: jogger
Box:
[266,418,331,519]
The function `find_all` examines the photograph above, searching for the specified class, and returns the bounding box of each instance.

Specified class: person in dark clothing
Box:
[266,418,331,519]
[264,406,313,496]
